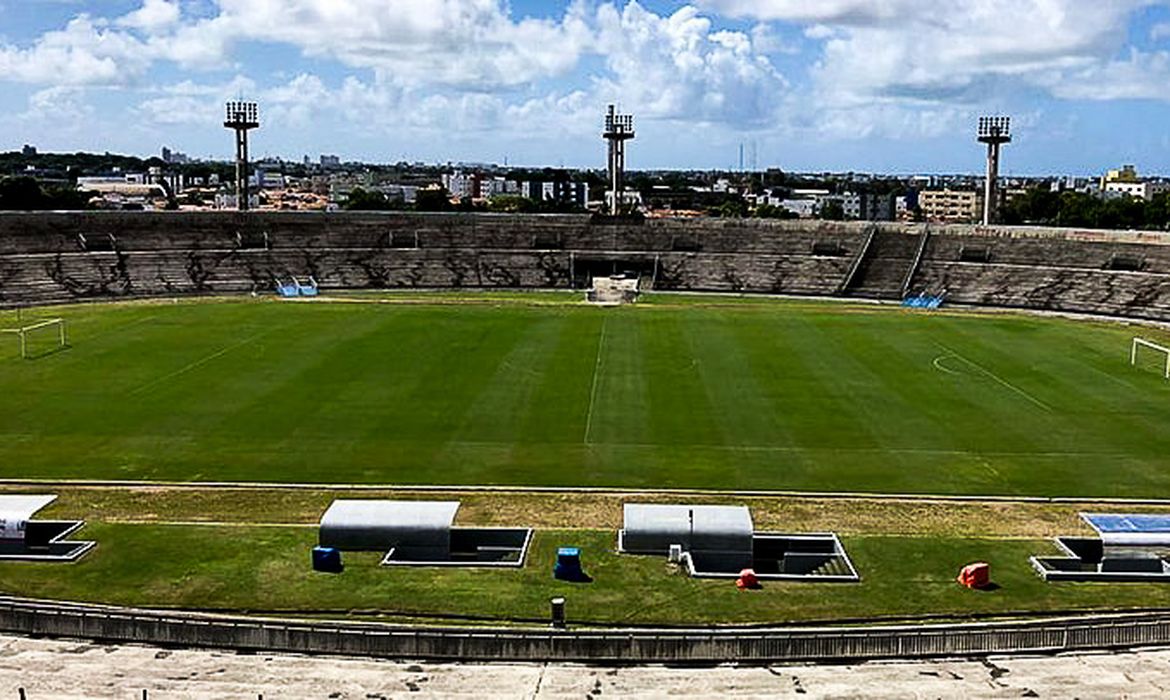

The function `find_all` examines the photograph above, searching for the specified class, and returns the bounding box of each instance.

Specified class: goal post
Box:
[1132,337,1170,379]
[0,317,67,360]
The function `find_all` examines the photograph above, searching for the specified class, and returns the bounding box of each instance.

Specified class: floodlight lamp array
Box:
[604,112,634,135]
[225,101,259,126]
[977,115,1011,139]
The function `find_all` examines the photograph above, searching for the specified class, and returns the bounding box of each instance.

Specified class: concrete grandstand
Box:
[2,212,1170,320]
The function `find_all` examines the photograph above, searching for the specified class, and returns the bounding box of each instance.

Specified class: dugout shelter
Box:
[1031,513,1170,581]
[619,503,858,581]
[318,499,532,567]
[0,495,95,561]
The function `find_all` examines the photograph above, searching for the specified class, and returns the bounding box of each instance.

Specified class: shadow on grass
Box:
[22,344,71,361]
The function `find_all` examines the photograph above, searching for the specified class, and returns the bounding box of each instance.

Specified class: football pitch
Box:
[2,292,1168,498]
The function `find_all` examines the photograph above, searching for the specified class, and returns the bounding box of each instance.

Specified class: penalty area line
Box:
[935,342,1052,412]
[130,328,274,396]
[583,316,608,445]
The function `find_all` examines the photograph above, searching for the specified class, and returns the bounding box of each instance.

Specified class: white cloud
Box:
[592,3,786,126]
[192,0,594,88]
[137,74,257,125]
[25,85,93,123]
[704,0,1162,108]
[698,0,917,24]
[1050,50,1170,101]
[118,0,181,33]
[1151,22,1170,42]
[0,16,150,85]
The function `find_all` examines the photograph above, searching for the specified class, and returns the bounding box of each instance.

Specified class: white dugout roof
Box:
[0,495,57,540]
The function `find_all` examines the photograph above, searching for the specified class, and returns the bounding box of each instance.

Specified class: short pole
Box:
[550,597,566,629]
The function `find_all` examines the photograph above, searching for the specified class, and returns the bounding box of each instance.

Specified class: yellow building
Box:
[1100,165,1169,201]
[919,189,983,224]
[1101,165,1140,188]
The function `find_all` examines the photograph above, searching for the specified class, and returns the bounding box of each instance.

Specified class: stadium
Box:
[3,210,1170,659]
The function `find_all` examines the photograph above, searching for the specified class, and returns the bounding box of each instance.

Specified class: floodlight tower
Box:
[603,104,635,216]
[224,101,260,212]
[977,115,1011,226]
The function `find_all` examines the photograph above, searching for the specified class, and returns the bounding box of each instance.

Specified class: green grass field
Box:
[2,293,1169,497]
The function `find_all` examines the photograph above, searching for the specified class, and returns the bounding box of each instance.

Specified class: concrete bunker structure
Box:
[1032,513,1170,582]
[0,495,94,561]
[318,500,532,568]
[618,504,858,581]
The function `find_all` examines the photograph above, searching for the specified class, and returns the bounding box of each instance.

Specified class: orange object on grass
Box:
[957,562,991,589]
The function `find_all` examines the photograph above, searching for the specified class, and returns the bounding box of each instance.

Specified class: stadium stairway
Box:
[843,229,924,300]
[807,557,854,578]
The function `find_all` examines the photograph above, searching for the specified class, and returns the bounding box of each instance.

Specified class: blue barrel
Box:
[554,547,589,582]
[312,546,343,573]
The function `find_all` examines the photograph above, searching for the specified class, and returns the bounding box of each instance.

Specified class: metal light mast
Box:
[603,105,635,216]
[224,101,260,212]
[977,115,1011,226]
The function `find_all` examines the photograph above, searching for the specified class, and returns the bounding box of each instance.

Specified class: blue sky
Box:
[2,1,1170,175]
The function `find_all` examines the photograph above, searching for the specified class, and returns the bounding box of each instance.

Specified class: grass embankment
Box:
[0,486,1162,626]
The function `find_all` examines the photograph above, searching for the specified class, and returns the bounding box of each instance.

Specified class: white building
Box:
[442,171,477,199]
[478,177,519,199]
[780,199,817,218]
[1100,165,1170,201]
[1104,181,1170,201]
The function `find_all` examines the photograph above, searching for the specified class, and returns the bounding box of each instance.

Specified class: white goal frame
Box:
[1131,337,1170,379]
[0,317,67,359]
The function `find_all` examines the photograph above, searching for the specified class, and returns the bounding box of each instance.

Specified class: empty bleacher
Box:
[2,212,1170,321]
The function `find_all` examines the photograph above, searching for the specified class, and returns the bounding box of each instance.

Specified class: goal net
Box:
[1131,337,1170,379]
[0,313,68,360]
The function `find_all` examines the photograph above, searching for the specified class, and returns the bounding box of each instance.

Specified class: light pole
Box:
[603,105,635,216]
[977,116,1011,226]
[224,101,260,212]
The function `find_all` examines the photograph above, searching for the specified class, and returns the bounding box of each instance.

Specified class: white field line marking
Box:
[89,314,159,343]
[0,431,1132,459]
[583,316,608,445]
[104,519,312,528]
[130,328,273,396]
[932,354,961,375]
[936,343,1052,412]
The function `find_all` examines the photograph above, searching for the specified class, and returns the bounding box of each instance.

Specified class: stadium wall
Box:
[4,595,1170,663]
[1,212,1169,320]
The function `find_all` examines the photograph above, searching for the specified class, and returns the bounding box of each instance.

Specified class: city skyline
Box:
[3,1,1170,175]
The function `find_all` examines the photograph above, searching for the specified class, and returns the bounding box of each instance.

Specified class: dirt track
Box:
[1,634,1169,698]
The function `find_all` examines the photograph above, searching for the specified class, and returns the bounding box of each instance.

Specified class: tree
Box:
[710,198,748,218]
[415,188,453,212]
[343,187,393,211]
[753,203,798,220]
[818,200,845,221]
[487,195,536,213]
[0,177,87,211]
[0,177,47,210]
